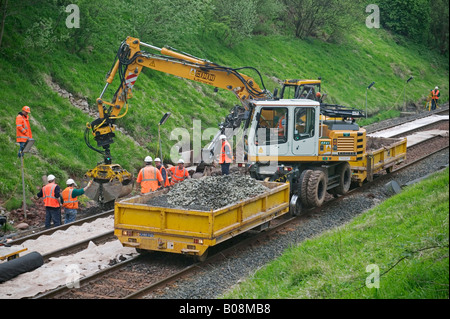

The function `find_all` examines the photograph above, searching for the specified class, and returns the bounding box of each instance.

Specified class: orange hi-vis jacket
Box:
[169,166,189,184]
[277,115,286,136]
[137,166,163,193]
[43,182,60,208]
[219,140,232,164]
[158,165,171,187]
[62,187,78,209]
[432,89,440,100]
[16,113,32,143]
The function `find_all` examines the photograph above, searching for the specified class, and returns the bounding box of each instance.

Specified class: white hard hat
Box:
[47,174,55,182]
[144,156,153,162]
[435,86,439,90]
[219,134,227,140]
[178,159,185,164]
[154,157,161,162]
[66,178,77,186]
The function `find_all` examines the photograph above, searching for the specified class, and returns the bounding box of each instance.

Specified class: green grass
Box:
[223,168,449,299]
[0,3,448,209]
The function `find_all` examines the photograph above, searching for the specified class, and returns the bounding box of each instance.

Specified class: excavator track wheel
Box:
[306,170,327,207]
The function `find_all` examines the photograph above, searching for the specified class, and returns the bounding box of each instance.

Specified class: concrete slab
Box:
[405,129,449,147]
[368,115,449,138]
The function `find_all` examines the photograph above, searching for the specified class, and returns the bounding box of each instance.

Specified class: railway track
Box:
[33,142,449,299]
[365,106,448,135]
[4,107,447,299]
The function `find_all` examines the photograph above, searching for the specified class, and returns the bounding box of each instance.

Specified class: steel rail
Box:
[7,209,114,246]
[32,144,449,299]
[365,105,448,135]
[123,145,450,299]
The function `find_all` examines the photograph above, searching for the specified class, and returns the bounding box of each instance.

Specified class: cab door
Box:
[252,107,289,158]
[291,107,318,156]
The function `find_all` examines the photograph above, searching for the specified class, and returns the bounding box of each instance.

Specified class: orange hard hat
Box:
[316,92,322,97]
[22,106,31,113]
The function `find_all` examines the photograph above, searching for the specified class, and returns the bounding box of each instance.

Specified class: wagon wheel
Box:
[289,194,302,216]
[195,249,208,262]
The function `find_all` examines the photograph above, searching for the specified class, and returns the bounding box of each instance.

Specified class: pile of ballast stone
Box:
[146,175,269,211]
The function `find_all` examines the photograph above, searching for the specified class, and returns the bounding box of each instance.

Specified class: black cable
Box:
[84,127,106,156]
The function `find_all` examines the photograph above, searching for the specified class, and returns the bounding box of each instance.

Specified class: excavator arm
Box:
[84,37,269,202]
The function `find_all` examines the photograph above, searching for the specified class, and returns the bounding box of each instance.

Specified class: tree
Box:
[281,0,363,41]
[378,0,449,55]
[429,0,449,54]
[0,0,8,49]
[212,0,258,46]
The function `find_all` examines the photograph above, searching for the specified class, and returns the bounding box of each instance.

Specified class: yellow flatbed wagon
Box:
[114,181,290,260]
[350,136,407,185]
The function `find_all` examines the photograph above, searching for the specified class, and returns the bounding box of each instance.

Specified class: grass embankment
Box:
[224,168,449,299]
[0,4,448,210]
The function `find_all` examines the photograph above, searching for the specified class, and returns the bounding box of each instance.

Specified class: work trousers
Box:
[64,208,77,224]
[221,163,230,175]
[431,99,438,110]
[18,142,25,157]
[45,206,61,228]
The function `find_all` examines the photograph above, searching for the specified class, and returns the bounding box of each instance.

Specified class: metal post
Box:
[158,124,163,161]
[403,85,406,111]
[20,155,27,219]
[365,88,369,119]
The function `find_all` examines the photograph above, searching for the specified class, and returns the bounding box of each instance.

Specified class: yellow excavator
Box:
[83,36,271,202]
[84,37,365,208]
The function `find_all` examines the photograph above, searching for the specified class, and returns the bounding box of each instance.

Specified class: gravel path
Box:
[145,148,449,299]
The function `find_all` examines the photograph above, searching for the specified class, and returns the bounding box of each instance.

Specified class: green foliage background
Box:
[0,0,448,210]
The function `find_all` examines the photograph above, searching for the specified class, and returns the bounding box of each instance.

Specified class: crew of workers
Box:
[16,104,236,227]
[15,85,445,227]
[36,175,93,228]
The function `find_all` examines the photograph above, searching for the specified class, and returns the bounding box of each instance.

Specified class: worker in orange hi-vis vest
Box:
[16,106,33,157]
[136,156,164,194]
[154,157,170,187]
[168,159,191,185]
[431,86,440,111]
[218,134,232,175]
[36,174,62,228]
[62,178,93,224]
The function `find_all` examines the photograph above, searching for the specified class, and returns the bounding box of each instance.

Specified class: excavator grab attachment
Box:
[83,164,133,203]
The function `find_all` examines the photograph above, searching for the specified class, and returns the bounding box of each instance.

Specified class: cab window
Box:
[294,107,315,140]
[256,107,288,145]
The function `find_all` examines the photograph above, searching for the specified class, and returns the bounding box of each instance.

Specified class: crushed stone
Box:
[146,175,269,211]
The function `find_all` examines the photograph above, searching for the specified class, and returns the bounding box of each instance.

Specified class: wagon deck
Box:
[114,181,290,259]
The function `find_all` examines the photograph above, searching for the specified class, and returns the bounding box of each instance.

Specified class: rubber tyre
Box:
[299,169,313,208]
[334,162,352,195]
[307,170,327,207]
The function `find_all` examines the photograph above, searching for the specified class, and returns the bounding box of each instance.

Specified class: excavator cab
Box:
[278,79,323,101]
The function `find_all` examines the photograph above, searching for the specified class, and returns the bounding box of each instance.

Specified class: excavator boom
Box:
[84,37,269,203]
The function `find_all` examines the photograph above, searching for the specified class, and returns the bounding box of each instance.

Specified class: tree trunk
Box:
[0,0,8,49]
